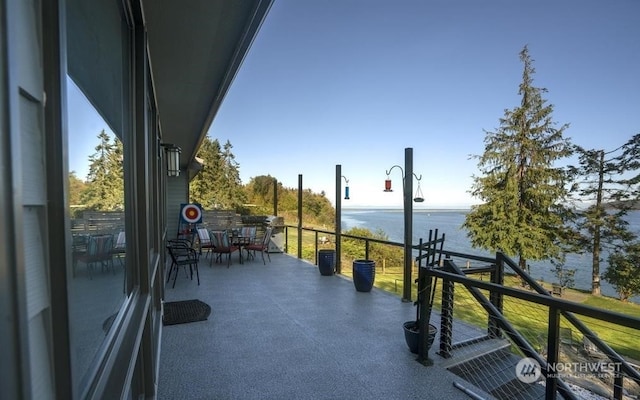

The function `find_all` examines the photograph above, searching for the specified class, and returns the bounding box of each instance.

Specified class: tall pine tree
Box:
[569,142,638,295]
[190,136,222,209]
[190,137,246,211]
[463,46,573,274]
[219,140,247,210]
[81,130,124,211]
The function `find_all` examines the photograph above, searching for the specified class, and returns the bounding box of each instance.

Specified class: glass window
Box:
[65,0,131,395]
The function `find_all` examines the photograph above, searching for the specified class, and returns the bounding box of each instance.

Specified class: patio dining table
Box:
[230,234,253,264]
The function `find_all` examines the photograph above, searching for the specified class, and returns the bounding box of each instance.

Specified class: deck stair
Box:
[444,338,546,399]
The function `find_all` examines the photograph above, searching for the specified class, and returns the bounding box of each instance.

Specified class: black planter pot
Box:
[352,259,375,292]
[318,249,336,276]
[403,321,437,354]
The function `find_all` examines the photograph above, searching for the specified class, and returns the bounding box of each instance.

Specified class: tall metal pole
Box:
[335,165,342,274]
[402,147,414,302]
[273,177,278,216]
[298,174,303,259]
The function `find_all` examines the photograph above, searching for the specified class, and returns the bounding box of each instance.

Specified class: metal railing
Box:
[283,224,406,274]
[419,253,640,400]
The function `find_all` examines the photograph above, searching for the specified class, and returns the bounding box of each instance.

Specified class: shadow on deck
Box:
[157,253,482,399]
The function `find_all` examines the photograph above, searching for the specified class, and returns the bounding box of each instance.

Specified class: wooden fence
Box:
[71,210,272,237]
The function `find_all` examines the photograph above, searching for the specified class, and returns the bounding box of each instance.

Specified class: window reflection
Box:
[66,78,127,392]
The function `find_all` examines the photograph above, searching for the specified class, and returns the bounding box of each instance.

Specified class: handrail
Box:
[427,268,640,330]
[500,252,640,386]
[441,259,577,400]
[427,265,640,398]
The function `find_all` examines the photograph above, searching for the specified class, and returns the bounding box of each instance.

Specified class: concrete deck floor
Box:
[157,251,484,400]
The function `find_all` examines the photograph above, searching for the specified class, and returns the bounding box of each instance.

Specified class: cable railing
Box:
[420,255,640,400]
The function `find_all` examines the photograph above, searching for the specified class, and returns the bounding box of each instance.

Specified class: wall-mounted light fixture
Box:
[161,143,181,177]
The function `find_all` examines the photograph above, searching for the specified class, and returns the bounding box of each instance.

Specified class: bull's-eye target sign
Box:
[180,203,202,224]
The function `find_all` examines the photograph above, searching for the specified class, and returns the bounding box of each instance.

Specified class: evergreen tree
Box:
[618,133,640,201]
[219,140,247,211]
[568,141,638,295]
[190,137,246,211]
[190,136,223,209]
[604,241,640,302]
[463,46,573,274]
[81,130,124,210]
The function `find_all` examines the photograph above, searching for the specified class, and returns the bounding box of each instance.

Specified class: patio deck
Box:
[157,252,485,399]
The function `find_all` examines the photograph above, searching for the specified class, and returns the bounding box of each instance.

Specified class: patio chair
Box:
[196,228,215,259]
[240,226,257,244]
[166,239,200,288]
[244,227,273,265]
[76,234,115,279]
[113,231,126,266]
[210,230,239,268]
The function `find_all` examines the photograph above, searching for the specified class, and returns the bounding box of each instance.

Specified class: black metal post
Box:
[402,147,413,302]
[417,263,431,363]
[335,165,342,274]
[439,275,454,359]
[546,307,560,400]
[489,252,504,338]
[297,174,302,259]
[614,368,623,399]
[273,178,278,216]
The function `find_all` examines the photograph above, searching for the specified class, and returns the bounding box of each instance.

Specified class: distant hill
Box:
[604,199,640,210]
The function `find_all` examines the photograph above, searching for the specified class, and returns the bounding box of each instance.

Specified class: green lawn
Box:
[582,295,640,316]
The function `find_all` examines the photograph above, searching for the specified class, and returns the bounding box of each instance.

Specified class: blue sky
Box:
[69,0,640,208]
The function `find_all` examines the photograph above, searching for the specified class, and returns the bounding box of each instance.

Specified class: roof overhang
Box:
[143,0,273,173]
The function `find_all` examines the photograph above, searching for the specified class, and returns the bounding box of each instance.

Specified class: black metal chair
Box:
[166,239,200,288]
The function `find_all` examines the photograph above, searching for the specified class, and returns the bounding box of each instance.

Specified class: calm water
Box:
[342,208,640,303]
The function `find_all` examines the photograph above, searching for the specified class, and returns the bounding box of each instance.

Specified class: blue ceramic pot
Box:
[353,259,375,292]
[318,249,335,276]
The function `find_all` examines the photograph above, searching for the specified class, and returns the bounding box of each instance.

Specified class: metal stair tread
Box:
[441,337,512,369]
[448,348,525,394]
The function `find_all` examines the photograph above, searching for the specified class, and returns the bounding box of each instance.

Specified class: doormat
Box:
[163,299,211,326]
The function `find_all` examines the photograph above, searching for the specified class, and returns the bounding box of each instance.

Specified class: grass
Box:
[354,262,640,361]
[582,294,640,316]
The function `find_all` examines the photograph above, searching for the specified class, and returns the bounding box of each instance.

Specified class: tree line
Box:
[68,134,335,227]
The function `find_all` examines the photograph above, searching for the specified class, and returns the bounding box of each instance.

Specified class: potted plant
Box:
[403,321,437,354]
[403,274,438,355]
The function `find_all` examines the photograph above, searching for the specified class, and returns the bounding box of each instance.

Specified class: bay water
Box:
[342,208,640,303]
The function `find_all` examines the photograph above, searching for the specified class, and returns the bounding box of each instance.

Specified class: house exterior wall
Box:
[0,1,168,398]
[166,174,190,240]
[0,0,271,397]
